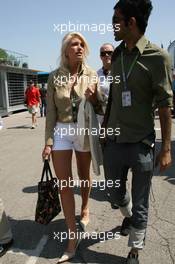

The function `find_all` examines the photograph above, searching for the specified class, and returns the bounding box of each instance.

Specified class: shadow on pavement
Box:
[8,217,126,263]
[23,185,38,193]
[7,125,31,129]
[22,183,113,207]
[74,185,107,203]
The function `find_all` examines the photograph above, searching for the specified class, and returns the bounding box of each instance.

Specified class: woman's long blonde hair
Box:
[59,32,89,69]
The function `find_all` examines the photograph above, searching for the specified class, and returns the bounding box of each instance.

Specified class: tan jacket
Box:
[45,64,104,145]
[77,99,103,175]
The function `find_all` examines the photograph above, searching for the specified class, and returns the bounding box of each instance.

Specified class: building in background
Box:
[0,48,47,117]
[37,72,49,85]
[0,48,28,68]
[168,40,175,72]
[0,65,38,116]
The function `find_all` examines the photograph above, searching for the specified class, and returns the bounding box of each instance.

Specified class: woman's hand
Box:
[85,84,97,105]
[42,145,52,161]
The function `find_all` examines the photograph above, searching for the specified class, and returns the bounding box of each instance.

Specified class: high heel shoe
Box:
[56,251,75,263]
[56,239,81,263]
[79,219,89,231]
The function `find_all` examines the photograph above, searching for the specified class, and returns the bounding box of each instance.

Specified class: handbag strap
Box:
[41,160,54,182]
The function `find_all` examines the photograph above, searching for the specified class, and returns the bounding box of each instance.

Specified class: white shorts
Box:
[28,105,38,114]
[52,122,90,152]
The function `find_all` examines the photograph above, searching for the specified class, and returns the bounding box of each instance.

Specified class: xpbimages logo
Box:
[53,179,121,191]
[53,21,120,35]
[54,125,121,139]
[53,230,121,243]
[53,74,121,87]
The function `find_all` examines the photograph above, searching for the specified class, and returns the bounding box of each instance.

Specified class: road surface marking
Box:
[8,235,48,263]
[25,235,48,264]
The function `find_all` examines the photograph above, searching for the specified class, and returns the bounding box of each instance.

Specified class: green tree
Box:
[0,48,8,62]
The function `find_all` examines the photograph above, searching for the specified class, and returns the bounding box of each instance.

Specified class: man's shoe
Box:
[120,217,131,236]
[0,239,13,257]
[126,251,139,264]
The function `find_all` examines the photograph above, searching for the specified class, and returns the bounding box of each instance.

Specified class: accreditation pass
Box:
[122,90,132,107]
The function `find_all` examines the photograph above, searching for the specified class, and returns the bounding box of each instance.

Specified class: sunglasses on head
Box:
[100,51,113,57]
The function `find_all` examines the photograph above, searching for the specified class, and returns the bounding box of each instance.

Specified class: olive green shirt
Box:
[45,64,104,146]
[107,35,173,143]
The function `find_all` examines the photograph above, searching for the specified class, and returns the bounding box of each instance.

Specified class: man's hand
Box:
[157,107,172,172]
[155,149,172,172]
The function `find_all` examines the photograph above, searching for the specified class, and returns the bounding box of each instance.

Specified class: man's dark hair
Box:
[114,0,153,33]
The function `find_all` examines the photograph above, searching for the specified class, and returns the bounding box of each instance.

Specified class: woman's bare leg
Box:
[52,150,77,252]
[32,113,35,126]
[75,151,91,224]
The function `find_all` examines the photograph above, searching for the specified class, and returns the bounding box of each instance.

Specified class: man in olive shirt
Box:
[103,0,173,263]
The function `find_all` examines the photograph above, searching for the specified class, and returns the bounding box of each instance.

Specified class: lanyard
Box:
[121,51,139,90]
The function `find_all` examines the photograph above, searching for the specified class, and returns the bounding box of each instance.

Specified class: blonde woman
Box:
[42,32,102,263]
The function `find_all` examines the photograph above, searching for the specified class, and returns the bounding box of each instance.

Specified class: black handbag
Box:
[35,160,61,225]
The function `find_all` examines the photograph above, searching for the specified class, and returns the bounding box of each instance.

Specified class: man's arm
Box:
[156,107,172,172]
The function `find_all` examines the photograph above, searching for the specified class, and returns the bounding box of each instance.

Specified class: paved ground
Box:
[0,111,175,264]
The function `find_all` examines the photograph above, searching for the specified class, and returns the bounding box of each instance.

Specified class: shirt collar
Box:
[116,35,148,55]
[135,35,149,54]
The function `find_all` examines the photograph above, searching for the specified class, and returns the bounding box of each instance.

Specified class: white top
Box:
[97,68,111,99]
[97,68,111,124]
